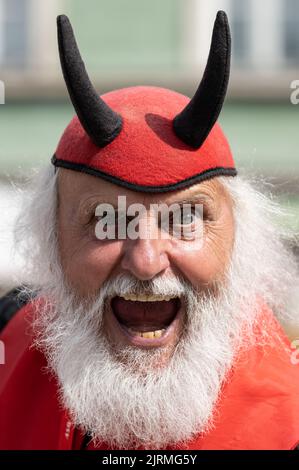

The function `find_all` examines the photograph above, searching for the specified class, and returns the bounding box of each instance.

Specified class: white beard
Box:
[33,269,255,450]
[15,165,299,449]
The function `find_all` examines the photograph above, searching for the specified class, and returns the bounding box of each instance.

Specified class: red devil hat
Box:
[52,11,236,192]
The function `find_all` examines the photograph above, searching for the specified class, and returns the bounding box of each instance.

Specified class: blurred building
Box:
[0,0,298,97]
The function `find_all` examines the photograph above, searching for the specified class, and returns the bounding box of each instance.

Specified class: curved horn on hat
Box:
[57,14,122,147]
[173,11,231,149]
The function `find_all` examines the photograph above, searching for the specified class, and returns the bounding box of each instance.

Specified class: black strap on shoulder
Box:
[80,432,92,450]
[0,286,33,333]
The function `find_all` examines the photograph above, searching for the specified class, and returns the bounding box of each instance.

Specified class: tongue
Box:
[111,296,179,329]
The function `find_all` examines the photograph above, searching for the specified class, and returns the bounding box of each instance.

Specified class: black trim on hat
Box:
[173,11,231,149]
[51,154,237,193]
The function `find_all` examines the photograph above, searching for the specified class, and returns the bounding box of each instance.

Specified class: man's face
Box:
[57,169,234,363]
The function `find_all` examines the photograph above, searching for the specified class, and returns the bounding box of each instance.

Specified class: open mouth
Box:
[110,294,182,347]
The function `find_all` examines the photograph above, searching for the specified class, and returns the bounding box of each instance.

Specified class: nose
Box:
[121,237,170,281]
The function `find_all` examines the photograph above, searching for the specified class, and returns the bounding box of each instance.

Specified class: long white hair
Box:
[13,165,299,449]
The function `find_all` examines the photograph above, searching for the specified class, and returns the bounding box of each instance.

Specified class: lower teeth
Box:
[128,328,166,339]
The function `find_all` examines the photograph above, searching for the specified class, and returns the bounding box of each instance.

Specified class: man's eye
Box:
[169,206,203,240]
[95,211,115,225]
[179,211,196,225]
[173,207,202,226]
[94,211,137,240]
[95,211,126,225]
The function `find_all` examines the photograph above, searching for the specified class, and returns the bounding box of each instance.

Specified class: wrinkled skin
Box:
[57,169,235,355]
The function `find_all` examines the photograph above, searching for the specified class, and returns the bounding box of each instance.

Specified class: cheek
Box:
[169,242,221,288]
[169,221,234,288]
[60,238,124,296]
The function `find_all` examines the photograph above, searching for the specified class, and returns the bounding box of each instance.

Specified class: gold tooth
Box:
[154,330,163,338]
[141,331,155,339]
[128,328,165,339]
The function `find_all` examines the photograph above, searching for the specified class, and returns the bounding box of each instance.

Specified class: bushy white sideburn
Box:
[220,175,299,327]
[14,165,299,449]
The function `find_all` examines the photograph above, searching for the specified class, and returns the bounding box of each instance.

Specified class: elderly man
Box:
[0,12,299,450]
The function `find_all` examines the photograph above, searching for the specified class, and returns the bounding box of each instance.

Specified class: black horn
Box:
[57,15,122,147]
[173,11,231,149]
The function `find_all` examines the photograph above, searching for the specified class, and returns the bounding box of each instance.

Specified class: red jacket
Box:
[0,300,299,450]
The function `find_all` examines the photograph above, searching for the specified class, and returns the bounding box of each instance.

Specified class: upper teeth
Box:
[119,294,177,302]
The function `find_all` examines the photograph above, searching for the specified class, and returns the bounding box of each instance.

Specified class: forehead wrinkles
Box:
[57,173,230,234]
[57,168,224,203]
[71,187,217,219]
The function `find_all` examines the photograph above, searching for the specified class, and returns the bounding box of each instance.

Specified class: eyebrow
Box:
[78,197,119,214]
[158,193,214,206]
[78,191,214,216]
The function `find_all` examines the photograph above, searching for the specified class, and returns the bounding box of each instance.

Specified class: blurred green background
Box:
[0,0,298,289]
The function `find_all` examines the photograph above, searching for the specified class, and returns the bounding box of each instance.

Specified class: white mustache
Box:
[101,273,188,302]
